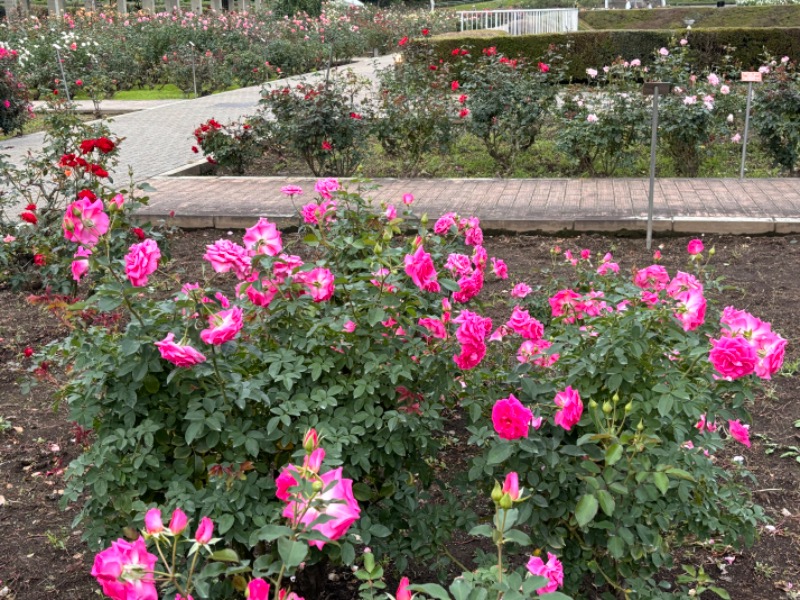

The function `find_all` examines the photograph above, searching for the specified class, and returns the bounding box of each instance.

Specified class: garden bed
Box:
[1,230,798,600]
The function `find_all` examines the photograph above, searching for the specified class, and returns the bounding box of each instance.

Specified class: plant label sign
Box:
[741,72,762,83]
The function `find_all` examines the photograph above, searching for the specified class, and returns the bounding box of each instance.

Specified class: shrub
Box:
[259,73,372,176]
[753,55,800,175]
[162,46,231,97]
[0,44,31,135]
[457,45,564,173]
[373,43,460,176]
[192,117,267,175]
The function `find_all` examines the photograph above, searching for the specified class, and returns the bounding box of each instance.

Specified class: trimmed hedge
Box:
[428,27,800,80]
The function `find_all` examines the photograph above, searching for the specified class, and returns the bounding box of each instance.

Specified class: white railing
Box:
[458,9,579,36]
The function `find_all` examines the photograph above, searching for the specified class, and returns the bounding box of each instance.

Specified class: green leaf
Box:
[217,513,235,535]
[209,548,239,563]
[487,443,514,465]
[652,472,669,495]
[607,536,625,559]
[468,524,494,538]
[665,468,695,481]
[503,528,532,546]
[575,493,599,528]
[369,523,391,538]
[408,583,451,600]
[605,443,623,466]
[278,538,308,569]
[366,307,386,327]
[539,593,573,600]
[340,541,355,565]
[597,489,615,517]
[709,586,731,599]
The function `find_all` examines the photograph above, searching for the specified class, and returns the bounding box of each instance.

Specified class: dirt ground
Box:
[1,230,798,600]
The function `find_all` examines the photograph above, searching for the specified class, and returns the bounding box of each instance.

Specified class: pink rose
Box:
[63,197,110,247]
[314,177,340,200]
[709,336,757,379]
[243,218,282,256]
[434,212,457,235]
[418,317,447,340]
[402,193,414,205]
[297,267,335,302]
[633,265,670,291]
[204,239,252,279]
[452,269,484,304]
[124,239,161,287]
[553,386,583,431]
[728,420,751,448]
[281,467,360,549]
[404,245,440,293]
[453,342,486,370]
[343,320,357,333]
[144,508,163,534]
[526,552,564,595]
[194,517,214,544]
[200,307,244,345]
[549,289,582,323]
[281,185,303,197]
[754,331,786,380]
[71,246,92,281]
[696,413,717,433]
[506,306,544,341]
[396,577,412,600]
[597,261,619,276]
[517,339,559,367]
[491,257,508,279]
[91,537,158,600]
[464,217,483,246]
[245,279,280,308]
[687,239,704,255]
[169,508,188,535]
[155,333,207,367]
[511,283,532,298]
[491,394,534,440]
[502,471,521,500]
[247,579,270,600]
[445,253,473,277]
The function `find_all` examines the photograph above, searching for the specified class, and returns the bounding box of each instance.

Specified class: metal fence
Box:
[458,8,579,36]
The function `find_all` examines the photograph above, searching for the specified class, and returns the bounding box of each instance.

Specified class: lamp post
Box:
[642,81,673,251]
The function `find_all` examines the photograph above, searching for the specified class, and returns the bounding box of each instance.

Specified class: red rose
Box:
[538,62,550,73]
[89,164,109,178]
[23,347,34,358]
[33,254,46,266]
[25,203,37,211]
[21,211,38,225]
[95,137,115,154]
[79,139,97,154]
[132,227,146,241]
[77,189,97,202]
[398,36,408,46]
[191,146,199,153]
[421,28,429,36]
[321,140,333,151]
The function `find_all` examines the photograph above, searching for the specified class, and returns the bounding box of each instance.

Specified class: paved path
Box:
[135,176,800,235]
[4,53,800,236]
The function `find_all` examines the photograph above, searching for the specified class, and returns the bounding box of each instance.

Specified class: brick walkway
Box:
[136,176,800,235]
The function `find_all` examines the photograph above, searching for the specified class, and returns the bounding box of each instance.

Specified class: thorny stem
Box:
[184,547,202,596]
[153,537,187,597]
[103,237,146,327]
[497,509,508,586]
[211,348,230,406]
[441,545,471,573]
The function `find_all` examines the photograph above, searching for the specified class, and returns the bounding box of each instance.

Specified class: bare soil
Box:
[1,231,798,600]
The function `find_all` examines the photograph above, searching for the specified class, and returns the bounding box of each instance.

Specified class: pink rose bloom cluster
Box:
[517,339,559,368]
[314,177,339,199]
[549,289,610,324]
[554,386,583,431]
[453,309,492,370]
[596,252,620,276]
[296,267,335,302]
[432,212,483,246]
[709,307,786,380]
[633,264,670,291]
[91,537,158,600]
[667,271,706,331]
[526,552,564,595]
[301,198,337,225]
[492,393,538,440]
[204,239,253,280]
[63,194,110,247]
[506,305,544,340]
[125,239,161,287]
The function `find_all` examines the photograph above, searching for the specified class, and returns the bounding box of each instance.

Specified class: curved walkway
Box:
[3,53,800,235]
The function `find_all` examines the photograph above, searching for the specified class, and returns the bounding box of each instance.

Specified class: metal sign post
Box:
[739,71,762,180]
[188,42,198,98]
[642,82,672,251]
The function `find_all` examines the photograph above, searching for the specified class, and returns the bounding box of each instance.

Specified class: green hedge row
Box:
[429,27,800,80]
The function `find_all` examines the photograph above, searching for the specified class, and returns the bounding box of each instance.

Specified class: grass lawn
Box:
[580,4,800,29]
